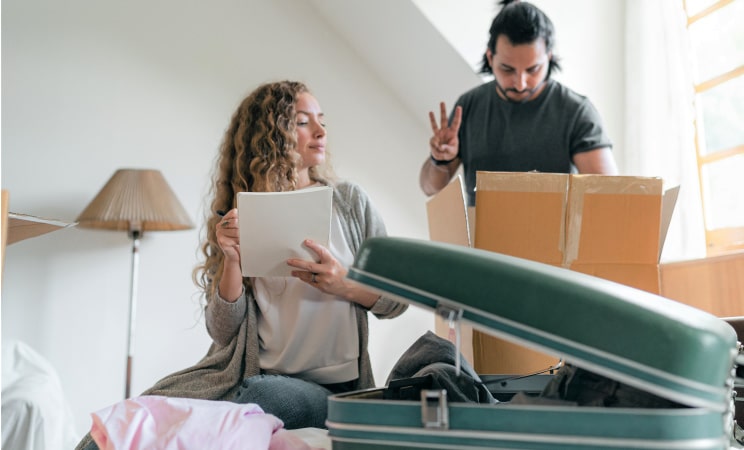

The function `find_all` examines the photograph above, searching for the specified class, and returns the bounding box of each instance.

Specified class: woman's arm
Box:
[205,290,247,347]
[287,239,379,308]
[205,208,247,347]
[287,236,408,316]
[357,183,408,319]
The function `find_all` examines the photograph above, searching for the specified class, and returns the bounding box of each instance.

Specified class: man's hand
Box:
[428,102,462,162]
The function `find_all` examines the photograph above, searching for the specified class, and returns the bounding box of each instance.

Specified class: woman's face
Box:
[294,92,327,170]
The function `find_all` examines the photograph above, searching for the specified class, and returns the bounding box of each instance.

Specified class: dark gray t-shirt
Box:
[454,79,612,205]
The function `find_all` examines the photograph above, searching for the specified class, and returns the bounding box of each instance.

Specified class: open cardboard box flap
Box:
[659,185,680,258]
[426,174,471,248]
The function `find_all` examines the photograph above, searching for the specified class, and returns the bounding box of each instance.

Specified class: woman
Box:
[197,80,408,428]
[75,80,407,450]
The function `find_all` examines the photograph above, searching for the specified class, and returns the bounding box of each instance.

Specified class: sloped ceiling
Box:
[307,0,480,120]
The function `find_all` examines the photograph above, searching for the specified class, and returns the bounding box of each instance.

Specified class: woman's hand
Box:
[215,208,243,302]
[216,208,240,263]
[288,239,380,308]
[288,239,346,293]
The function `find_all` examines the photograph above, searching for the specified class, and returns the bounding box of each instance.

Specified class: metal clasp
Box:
[421,389,449,430]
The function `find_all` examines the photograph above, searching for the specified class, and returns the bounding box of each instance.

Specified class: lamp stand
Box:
[125,230,141,399]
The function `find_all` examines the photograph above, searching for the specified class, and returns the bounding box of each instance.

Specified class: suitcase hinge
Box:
[421,389,449,430]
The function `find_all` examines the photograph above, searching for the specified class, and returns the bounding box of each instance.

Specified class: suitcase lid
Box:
[349,237,737,411]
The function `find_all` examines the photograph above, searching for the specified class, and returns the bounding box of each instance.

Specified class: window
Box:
[684,0,744,255]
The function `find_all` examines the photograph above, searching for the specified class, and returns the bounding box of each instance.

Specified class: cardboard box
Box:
[660,251,744,317]
[427,172,678,374]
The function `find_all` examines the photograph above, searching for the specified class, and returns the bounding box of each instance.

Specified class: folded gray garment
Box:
[386,331,496,404]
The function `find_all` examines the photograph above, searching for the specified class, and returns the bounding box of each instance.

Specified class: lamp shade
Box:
[76,169,193,233]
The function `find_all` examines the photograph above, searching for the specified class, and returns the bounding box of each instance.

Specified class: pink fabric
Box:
[90,395,320,450]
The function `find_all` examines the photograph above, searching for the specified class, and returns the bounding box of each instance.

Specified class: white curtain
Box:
[623,0,707,262]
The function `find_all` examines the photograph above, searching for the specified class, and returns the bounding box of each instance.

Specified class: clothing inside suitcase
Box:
[327,237,741,450]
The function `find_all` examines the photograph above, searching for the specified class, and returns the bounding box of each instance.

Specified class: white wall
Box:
[536,0,626,164]
[1,0,625,437]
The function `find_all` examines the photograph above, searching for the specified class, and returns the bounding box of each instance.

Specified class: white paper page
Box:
[237,186,333,277]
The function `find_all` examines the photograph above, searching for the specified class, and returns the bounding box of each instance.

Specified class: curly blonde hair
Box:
[193,80,334,300]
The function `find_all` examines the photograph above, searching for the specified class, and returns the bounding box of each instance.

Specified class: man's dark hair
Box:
[479,0,562,77]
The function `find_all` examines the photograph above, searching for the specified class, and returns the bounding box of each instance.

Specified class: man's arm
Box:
[421,102,463,196]
[573,147,618,175]
[419,156,461,196]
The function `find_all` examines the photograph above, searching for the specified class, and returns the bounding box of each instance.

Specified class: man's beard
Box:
[494,77,547,104]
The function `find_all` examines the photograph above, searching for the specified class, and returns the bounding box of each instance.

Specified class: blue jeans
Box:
[233,374,333,429]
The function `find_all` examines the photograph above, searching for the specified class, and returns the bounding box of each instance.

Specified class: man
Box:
[420,0,618,205]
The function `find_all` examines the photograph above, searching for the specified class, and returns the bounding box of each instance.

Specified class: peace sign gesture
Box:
[428,102,462,163]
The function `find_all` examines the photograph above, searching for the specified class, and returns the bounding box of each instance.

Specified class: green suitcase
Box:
[327,237,740,449]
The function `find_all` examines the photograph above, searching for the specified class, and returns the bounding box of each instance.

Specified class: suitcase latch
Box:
[421,389,449,430]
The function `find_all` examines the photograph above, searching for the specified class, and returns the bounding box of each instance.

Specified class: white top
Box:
[253,208,359,385]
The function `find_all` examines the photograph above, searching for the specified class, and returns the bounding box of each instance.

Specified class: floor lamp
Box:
[76,168,193,398]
